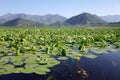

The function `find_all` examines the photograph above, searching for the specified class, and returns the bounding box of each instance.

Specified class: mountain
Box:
[65,12,107,25]
[101,15,120,22]
[0,13,67,24]
[1,18,44,27]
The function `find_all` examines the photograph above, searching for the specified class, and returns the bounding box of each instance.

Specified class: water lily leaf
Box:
[8,56,24,66]
[36,59,47,64]
[67,53,78,59]
[46,75,56,80]
[66,52,82,59]
[25,55,39,64]
[32,66,50,75]
[0,64,15,75]
[3,64,14,70]
[22,68,35,73]
[13,68,25,73]
[13,61,23,66]
[57,57,68,60]
[23,53,37,58]
[35,66,50,72]
[25,59,37,64]
[0,69,6,75]
[25,64,39,69]
[36,53,50,58]
[91,48,108,54]
[0,65,4,69]
[0,69,11,75]
[48,60,60,66]
[35,71,47,75]
[0,54,3,56]
[83,54,97,59]
[0,56,10,64]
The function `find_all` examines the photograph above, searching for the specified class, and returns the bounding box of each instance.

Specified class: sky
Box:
[0,0,120,18]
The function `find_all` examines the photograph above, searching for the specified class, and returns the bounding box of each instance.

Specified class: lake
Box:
[0,51,120,80]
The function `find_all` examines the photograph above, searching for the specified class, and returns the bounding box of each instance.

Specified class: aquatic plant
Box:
[0,27,120,75]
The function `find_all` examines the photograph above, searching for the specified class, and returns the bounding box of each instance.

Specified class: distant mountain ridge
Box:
[1,18,44,27]
[65,13,107,25]
[0,13,67,24]
[1,12,120,27]
[101,15,120,22]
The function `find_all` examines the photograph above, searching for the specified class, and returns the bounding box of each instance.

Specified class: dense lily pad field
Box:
[0,27,120,75]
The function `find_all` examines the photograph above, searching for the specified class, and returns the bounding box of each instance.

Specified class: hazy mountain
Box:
[1,18,44,27]
[65,12,107,25]
[0,13,67,24]
[101,15,120,22]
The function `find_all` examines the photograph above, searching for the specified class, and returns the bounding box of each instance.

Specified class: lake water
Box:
[0,51,120,80]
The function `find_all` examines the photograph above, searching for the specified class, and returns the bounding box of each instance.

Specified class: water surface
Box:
[0,51,120,80]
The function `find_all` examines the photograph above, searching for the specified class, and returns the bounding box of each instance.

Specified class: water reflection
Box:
[80,51,120,80]
[0,51,120,80]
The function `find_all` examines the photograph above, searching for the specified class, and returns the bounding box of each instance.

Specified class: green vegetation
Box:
[0,27,120,75]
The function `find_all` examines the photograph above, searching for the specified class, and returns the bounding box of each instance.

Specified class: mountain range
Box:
[1,18,44,27]
[0,13,67,24]
[0,12,120,27]
[101,15,120,22]
[65,13,106,25]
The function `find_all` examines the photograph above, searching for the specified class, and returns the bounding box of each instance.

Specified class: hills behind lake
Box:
[0,13,67,25]
[0,12,120,27]
[65,13,107,25]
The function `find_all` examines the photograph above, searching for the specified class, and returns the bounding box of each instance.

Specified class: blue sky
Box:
[0,0,120,18]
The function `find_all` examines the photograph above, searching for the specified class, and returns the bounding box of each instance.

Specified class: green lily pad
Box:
[35,66,50,72]
[0,69,6,75]
[91,48,108,54]
[0,64,15,75]
[57,57,68,60]
[83,54,97,59]
[0,65,3,69]
[13,61,24,66]
[35,70,47,75]
[66,52,83,59]
[0,57,10,64]
[25,64,39,69]
[3,64,14,70]
[36,58,47,64]
[13,68,25,73]
[48,61,60,66]
[25,58,37,64]
[22,68,35,73]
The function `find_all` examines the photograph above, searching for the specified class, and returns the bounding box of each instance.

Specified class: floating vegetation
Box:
[83,53,97,59]
[57,56,68,60]
[0,53,60,75]
[0,27,120,75]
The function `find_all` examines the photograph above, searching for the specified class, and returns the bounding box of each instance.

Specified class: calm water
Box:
[0,51,120,80]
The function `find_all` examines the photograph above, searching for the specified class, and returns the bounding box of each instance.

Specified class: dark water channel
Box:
[0,51,120,80]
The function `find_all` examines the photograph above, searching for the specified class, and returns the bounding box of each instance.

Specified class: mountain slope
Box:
[65,12,107,25]
[0,13,67,24]
[101,15,120,22]
[1,18,44,27]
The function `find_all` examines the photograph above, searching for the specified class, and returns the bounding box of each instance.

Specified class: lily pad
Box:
[0,56,10,64]
[57,57,68,60]
[22,68,35,73]
[0,69,6,75]
[13,68,25,73]
[35,70,47,75]
[83,54,97,59]
[13,61,24,66]
[35,66,50,72]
